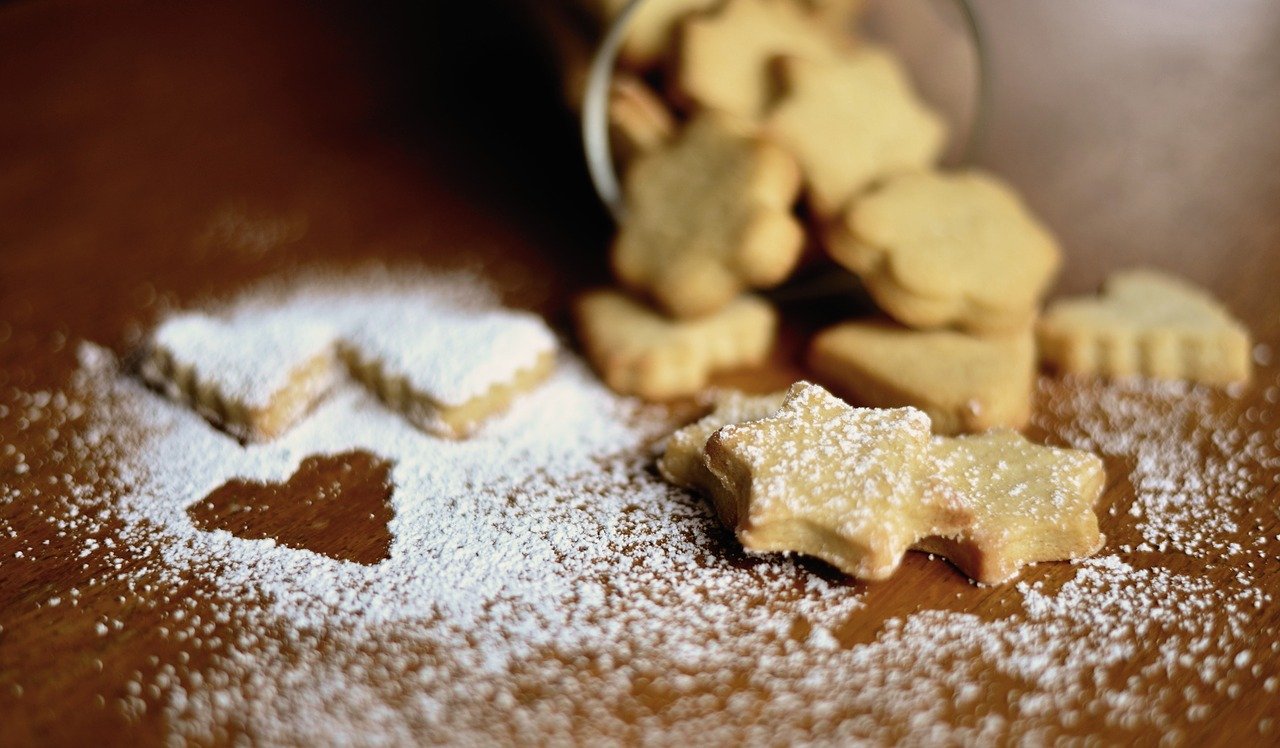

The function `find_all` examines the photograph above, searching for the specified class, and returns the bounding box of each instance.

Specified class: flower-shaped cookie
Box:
[917,431,1107,585]
[675,0,842,120]
[612,114,804,319]
[703,381,972,580]
[1037,269,1252,385]
[826,170,1061,334]
[764,49,946,217]
[575,289,777,401]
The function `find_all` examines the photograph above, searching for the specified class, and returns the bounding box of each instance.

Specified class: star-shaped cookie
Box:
[575,289,778,401]
[703,381,971,580]
[658,389,788,526]
[916,430,1107,585]
[808,320,1035,435]
[612,114,804,319]
[1037,269,1252,385]
[675,0,843,121]
[825,170,1061,334]
[764,49,946,217]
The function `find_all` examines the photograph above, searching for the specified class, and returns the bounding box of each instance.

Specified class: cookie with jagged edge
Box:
[138,313,340,442]
[808,320,1035,435]
[916,430,1106,585]
[703,381,972,581]
[764,49,945,217]
[675,0,844,121]
[612,113,804,319]
[575,289,777,401]
[826,170,1061,334]
[576,0,723,70]
[1037,269,1252,385]
[340,304,558,438]
[658,389,788,526]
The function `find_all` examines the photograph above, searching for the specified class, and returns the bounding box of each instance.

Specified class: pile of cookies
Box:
[542,0,1063,421]
[539,0,1253,410]
[536,0,1255,583]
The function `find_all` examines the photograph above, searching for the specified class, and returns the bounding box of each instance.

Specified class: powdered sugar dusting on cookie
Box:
[146,313,335,409]
[341,304,555,407]
[4,272,1277,743]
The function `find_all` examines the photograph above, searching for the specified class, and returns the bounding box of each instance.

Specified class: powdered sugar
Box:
[341,304,555,407]
[4,271,1277,743]
[144,312,336,409]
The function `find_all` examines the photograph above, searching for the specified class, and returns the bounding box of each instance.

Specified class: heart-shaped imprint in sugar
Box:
[339,300,558,438]
[188,450,396,565]
[138,312,339,442]
[1037,269,1252,385]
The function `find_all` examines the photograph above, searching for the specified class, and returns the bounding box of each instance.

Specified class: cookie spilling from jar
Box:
[536,0,1252,411]
[538,0,1253,585]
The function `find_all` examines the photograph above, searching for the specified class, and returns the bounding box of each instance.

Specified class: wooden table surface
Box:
[2,0,1278,744]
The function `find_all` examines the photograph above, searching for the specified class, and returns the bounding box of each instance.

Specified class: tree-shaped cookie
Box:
[658,389,788,526]
[808,321,1035,435]
[764,50,946,217]
[612,114,804,319]
[1037,269,1252,385]
[916,431,1106,585]
[826,171,1061,334]
[575,289,777,400]
[703,381,972,580]
[675,0,842,121]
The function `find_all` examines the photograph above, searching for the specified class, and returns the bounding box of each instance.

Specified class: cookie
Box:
[763,49,945,217]
[703,381,972,581]
[825,170,1061,334]
[808,320,1035,435]
[917,430,1106,585]
[1037,270,1252,385]
[340,305,558,438]
[675,0,842,121]
[575,289,777,401]
[579,0,723,70]
[139,313,339,442]
[658,389,787,525]
[612,114,804,319]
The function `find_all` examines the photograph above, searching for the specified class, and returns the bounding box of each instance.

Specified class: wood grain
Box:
[1,0,1278,744]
